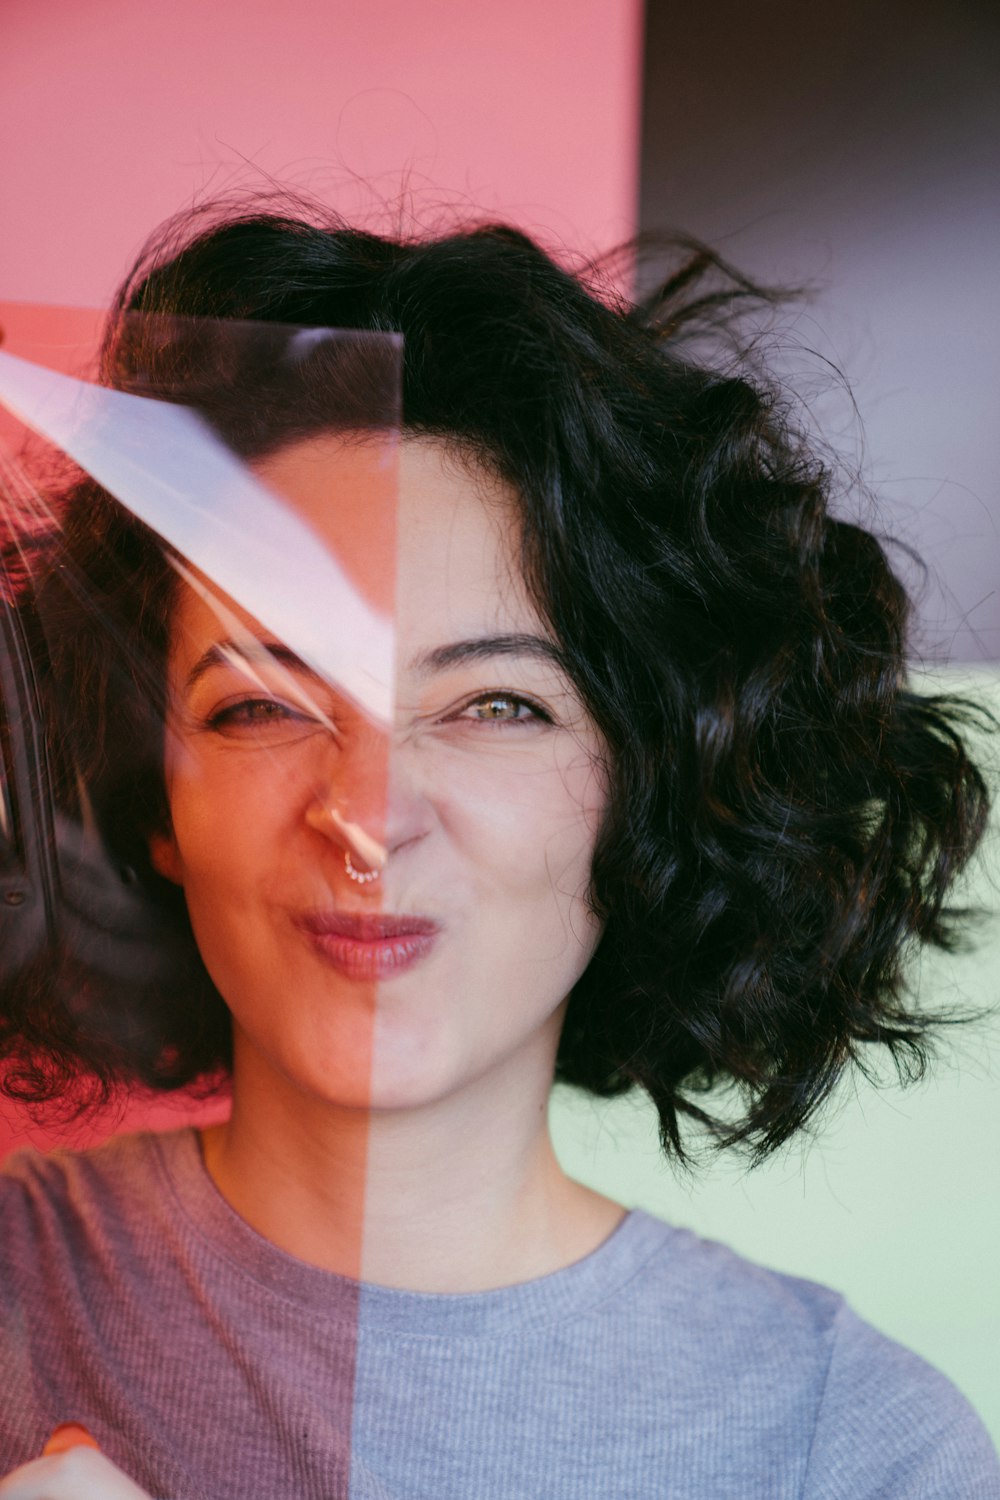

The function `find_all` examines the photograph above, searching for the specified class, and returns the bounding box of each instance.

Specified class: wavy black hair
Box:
[0,200,992,1159]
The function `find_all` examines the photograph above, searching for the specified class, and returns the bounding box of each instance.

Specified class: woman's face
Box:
[151,437,609,1115]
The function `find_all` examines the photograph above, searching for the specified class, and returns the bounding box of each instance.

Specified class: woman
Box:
[0,203,997,1499]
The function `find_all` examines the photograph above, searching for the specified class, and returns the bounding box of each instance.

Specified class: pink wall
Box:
[0,0,642,1156]
[0,0,642,307]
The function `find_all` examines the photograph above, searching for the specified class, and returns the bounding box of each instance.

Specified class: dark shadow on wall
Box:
[639,0,1000,663]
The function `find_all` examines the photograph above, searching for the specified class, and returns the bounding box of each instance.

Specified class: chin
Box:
[365,1055,462,1114]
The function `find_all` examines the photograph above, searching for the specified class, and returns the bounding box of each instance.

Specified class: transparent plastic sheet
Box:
[0,310,402,1494]
[0,310,399,1001]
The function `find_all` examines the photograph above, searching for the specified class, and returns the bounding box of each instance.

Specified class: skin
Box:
[0,1447,152,1500]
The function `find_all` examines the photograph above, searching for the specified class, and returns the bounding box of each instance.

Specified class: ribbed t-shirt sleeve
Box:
[801,1301,1000,1499]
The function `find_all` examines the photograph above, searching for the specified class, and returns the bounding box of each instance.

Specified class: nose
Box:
[304,731,429,877]
[304,799,388,875]
[305,725,388,877]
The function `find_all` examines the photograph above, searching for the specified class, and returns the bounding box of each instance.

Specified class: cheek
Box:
[163,756,296,896]
[433,744,607,917]
[163,768,300,1013]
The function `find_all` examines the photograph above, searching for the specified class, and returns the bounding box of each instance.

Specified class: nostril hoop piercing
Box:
[344,851,380,884]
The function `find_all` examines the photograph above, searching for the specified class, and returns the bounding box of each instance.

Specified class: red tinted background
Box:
[0,0,643,1155]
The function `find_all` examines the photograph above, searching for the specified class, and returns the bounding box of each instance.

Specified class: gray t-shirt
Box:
[0,1127,996,1499]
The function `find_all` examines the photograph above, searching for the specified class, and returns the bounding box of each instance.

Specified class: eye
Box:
[454,692,551,726]
[205,696,320,739]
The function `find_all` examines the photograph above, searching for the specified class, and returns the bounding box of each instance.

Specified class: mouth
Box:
[295,910,439,980]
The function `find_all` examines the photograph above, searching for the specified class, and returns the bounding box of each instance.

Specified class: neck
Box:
[200,1042,624,1293]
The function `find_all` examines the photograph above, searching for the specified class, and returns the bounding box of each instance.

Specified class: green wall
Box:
[551,669,1000,1441]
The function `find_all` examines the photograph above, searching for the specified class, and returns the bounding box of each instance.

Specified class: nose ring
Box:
[307,799,387,879]
[344,851,380,885]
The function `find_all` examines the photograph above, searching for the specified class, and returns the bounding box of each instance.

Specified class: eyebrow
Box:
[183,640,312,693]
[184,632,567,693]
[410,633,566,676]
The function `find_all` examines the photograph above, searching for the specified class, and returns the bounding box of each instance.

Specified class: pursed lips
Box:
[294,910,439,980]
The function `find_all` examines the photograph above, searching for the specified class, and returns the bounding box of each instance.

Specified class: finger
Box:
[41,1426,100,1457]
[0,1447,153,1499]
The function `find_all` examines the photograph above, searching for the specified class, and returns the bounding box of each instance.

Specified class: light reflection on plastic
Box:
[0,348,394,725]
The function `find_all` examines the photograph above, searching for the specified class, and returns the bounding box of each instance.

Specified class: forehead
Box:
[392,438,538,643]
[168,434,544,667]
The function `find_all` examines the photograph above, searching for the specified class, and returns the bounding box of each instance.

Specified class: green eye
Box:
[474,696,526,720]
[459,693,551,725]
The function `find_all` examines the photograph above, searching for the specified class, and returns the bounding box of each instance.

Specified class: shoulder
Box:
[803,1297,1000,1498]
[628,1211,1000,1496]
[625,1209,848,1359]
[0,1128,190,1268]
[0,1130,195,1467]
[1,1126,178,1198]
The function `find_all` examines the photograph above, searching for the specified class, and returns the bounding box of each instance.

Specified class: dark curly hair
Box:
[0,200,992,1160]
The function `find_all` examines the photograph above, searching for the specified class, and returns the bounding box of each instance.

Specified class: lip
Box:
[295,910,439,981]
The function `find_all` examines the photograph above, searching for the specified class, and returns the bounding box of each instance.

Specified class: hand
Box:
[0,1428,154,1500]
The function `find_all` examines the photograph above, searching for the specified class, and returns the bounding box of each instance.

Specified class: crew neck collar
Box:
[146,1126,674,1340]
